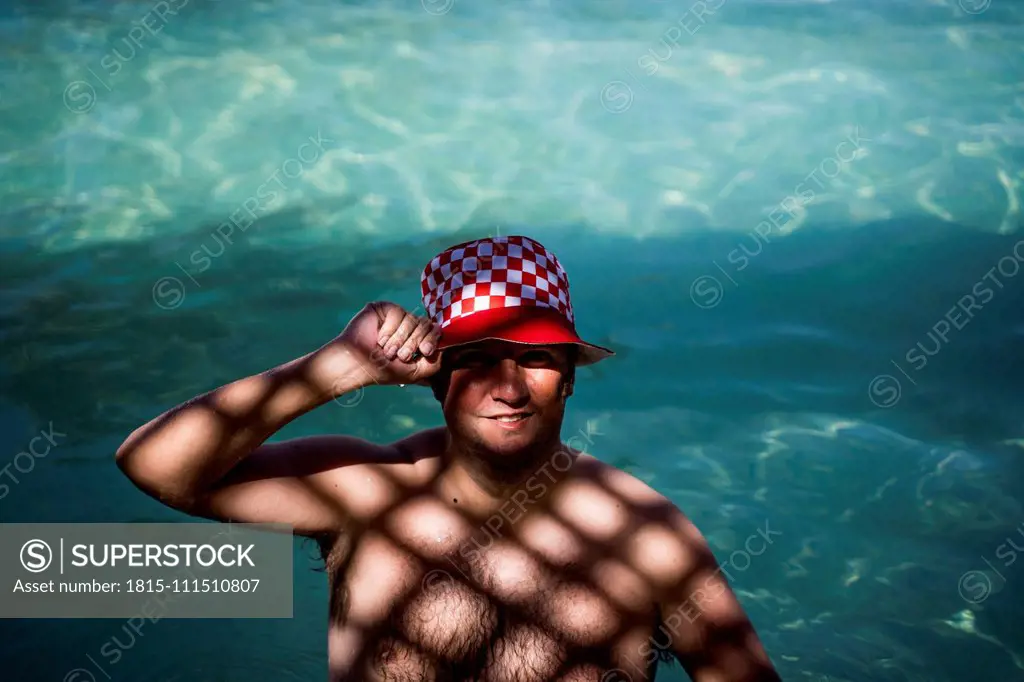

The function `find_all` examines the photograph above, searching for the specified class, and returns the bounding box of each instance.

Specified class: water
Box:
[1,0,1023,679]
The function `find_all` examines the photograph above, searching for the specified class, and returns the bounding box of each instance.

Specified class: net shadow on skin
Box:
[116,353,774,682]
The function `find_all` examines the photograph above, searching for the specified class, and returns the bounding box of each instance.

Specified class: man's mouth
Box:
[488,413,533,423]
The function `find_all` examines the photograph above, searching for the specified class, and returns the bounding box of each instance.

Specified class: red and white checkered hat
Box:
[420,235,614,366]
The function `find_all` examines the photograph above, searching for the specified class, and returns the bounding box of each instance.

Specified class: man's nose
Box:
[489,358,529,402]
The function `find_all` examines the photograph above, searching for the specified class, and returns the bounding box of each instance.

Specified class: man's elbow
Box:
[114,446,200,513]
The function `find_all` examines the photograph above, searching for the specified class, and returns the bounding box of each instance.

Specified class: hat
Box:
[420,235,614,366]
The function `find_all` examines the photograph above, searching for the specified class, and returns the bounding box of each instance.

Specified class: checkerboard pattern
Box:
[420,236,575,328]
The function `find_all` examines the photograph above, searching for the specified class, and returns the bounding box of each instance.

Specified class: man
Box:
[116,235,781,682]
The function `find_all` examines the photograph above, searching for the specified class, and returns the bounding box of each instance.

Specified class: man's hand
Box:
[330,301,443,387]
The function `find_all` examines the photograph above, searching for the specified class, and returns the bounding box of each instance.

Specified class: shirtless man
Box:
[116,236,781,682]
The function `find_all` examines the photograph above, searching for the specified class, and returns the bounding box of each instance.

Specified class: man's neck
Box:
[436,433,571,520]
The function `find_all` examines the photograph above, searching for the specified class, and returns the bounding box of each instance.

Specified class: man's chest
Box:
[332,504,657,681]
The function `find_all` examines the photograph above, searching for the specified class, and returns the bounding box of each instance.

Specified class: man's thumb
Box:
[412,353,442,386]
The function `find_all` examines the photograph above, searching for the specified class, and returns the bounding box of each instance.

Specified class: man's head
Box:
[419,235,611,463]
[429,341,578,464]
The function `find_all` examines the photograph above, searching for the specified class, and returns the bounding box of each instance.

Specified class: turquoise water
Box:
[2,0,1024,680]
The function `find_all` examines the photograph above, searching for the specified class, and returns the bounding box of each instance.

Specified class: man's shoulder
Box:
[572,456,715,595]
[390,426,447,467]
[573,453,683,522]
[293,429,443,526]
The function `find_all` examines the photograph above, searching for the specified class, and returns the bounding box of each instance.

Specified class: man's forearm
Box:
[114,341,368,505]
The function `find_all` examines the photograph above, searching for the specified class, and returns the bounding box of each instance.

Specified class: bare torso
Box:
[320,429,670,682]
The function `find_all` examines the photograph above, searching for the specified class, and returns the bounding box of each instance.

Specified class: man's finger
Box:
[376,306,406,346]
[412,344,444,385]
[419,322,442,356]
[383,314,419,357]
[398,318,433,361]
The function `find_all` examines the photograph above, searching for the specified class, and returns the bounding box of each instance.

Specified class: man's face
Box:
[440,340,574,462]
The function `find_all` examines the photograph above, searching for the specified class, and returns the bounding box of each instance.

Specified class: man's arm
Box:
[114,302,440,536]
[114,344,373,535]
[652,508,781,682]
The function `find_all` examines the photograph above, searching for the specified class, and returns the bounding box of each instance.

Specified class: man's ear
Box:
[561,375,575,400]
[561,350,577,400]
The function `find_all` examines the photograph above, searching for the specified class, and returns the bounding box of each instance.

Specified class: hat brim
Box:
[436,306,614,367]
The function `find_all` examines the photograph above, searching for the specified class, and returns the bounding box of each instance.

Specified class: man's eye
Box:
[519,351,554,366]
[454,352,489,368]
